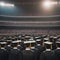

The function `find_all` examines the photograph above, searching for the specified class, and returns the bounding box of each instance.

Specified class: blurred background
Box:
[0,0,60,35]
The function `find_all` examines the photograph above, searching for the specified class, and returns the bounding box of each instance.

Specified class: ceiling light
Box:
[0,2,14,7]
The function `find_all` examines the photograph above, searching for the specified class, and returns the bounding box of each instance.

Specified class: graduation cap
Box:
[29,37,34,41]
[6,40,12,45]
[57,38,60,41]
[53,36,57,39]
[44,41,52,49]
[17,37,21,40]
[36,39,41,41]
[42,35,47,38]
[11,41,18,47]
[6,40,12,42]
[36,39,41,44]
[17,40,21,43]
[50,36,53,38]
[35,36,40,39]
[29,39,34,41]
[56,41,60,47]
[16,40,22,44]
[53,36,57,42]
[56,41,60,44]
[30,41,36,47]
[25,35,31,40]
[1,38,6,41]
[0,42,7,47]
[17,40,22,45]
[44,41,52,44]
[0,42,7,45]
[57,35,60,39]
[42,37,49,47]
[12,40,22,44]
[49,36,54,42]
[35,36,42,40]
[30,41,36,43]
[12,38,15,41]
[24,41,31,48]
[7,36,12,40]
[24,41,36,48]
[24,41,32,43]
[3,37,7,40]
[44,38,49,42]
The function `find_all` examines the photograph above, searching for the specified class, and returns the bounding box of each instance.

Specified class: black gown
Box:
[5,45,13,59]
[20,42,25,50]
[0,48,8,60]
[22,49,34,60]
[40,50,54,60]
[52,42,56,50]
[17,45,23,51]
[35,45,45,60]
[54,49,60,60]
[5,45,12,52]
[35,45,45,53]
[31,48,39,60]
[9,48,23,60]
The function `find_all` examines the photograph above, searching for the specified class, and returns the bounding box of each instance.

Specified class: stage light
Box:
[42,1,58,10]
[7,3,14,7]
[0,2,5,6]
[43,1,51,9]
[42,1,52,10]
[0,2,14,7]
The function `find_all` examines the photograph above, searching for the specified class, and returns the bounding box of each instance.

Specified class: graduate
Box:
[22,41,34,60]
[52,37,57,50]
[35,39,44,53]
[0,42,8,60]
[54,41,60,60]
[5,40,12,52]
[30,41,39,60]
[40,41,54,60]
[9,41,23,60]
[17,40,23,51]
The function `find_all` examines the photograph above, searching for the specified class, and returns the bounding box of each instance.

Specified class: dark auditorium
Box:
[0,0,60,60]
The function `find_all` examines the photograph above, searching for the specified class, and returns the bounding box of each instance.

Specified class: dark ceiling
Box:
[1,0,59,2]
[0,0,40,3]
[0,0,60,16]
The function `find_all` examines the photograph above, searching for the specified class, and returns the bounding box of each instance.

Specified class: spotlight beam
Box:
[42,1,58,10]
[0,2,14,7]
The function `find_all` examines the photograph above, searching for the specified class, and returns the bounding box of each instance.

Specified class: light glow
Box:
[43,1,51,8]
[42,1,58,10]
[0,2,14,7]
